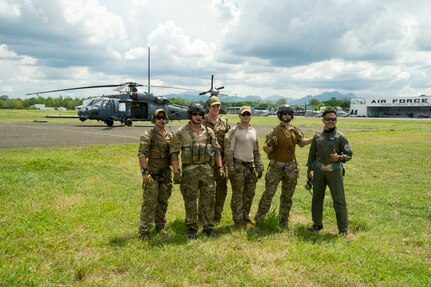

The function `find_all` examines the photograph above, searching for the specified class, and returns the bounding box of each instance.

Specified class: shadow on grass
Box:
[293,225,339,243]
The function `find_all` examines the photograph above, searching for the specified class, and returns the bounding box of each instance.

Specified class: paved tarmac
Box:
[0,121,274,149]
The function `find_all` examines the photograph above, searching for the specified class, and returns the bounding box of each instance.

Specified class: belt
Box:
[234,158,254,167]
[312,160,342,172]
[182,163,211,172]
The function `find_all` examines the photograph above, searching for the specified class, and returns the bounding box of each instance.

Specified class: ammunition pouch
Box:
[181,143,214,167]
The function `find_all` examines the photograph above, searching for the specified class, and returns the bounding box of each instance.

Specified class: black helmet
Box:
[277,105,294,120]
[187,103,205,119]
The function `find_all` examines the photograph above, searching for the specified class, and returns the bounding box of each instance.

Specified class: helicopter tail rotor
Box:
[199,75,224,96]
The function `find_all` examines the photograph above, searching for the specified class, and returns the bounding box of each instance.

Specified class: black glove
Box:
[173,172,182,184]
[256,166,264,179]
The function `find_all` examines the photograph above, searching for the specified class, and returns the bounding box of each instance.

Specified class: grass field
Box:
[0,110,430,286]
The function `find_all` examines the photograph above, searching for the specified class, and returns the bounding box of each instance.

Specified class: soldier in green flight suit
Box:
[202,96,230,222]
[307,109,353,236]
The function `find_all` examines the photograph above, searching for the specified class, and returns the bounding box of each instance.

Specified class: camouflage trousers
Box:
[255,160,298,225]
[139,173,172,235]
[229,162,258,224]
[180,165,216,231]
[213,165,228,221]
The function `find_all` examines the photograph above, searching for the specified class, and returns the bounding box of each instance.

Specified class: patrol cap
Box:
[239,106,252,115]
[151,108,168,123]
[208,96,221,106]
[154,109,166,117]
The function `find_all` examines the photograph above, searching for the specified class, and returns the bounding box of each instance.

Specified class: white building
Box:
[350,96,431,118]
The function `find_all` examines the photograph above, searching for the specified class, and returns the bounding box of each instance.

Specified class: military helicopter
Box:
[26,75,227,126]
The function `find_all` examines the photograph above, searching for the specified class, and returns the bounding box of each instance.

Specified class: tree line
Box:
[0,95,83,110]
[1,95,351,111]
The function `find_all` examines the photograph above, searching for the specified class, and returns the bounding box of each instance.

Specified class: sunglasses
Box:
[241,112,251,116]
[280,112,292,116]
[191,112,204,117]
[323,117,337,122]
[155,115,167,120]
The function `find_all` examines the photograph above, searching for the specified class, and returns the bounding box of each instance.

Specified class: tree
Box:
[276,98,287,106]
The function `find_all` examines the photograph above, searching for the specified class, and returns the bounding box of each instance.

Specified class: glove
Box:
[257,170,263,179]
[256,166,264,179]
[173,172,182,184]
[218,167,225,178]
[142,173,153,186]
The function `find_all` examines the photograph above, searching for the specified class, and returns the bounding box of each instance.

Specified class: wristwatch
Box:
[140,167,148,175]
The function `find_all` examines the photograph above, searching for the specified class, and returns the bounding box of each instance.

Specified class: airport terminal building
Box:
[350,96,431,118]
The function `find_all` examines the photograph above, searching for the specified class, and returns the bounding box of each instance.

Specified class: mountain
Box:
[163,90,354,104]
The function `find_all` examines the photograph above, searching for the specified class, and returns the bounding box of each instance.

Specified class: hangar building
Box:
[350,96,430,118]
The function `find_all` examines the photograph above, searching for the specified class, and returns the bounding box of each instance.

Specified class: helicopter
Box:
[26,75,227,127]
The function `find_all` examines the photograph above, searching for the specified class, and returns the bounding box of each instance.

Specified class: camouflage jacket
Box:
[138,128,173,172]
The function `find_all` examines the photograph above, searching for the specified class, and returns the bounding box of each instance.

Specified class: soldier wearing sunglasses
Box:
[170,103,224,239]
[225,106,264,229]
[138,109,173,240]
[306,109,353,236]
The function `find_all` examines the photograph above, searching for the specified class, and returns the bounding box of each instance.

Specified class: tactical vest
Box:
[181,126,215,167]
[148,129,172,160]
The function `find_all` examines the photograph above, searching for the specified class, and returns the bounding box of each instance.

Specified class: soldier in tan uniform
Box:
[202,96,230,222]
[138,109,173,240]
[254,105,311,228]
[170,103,224,239]
[225,106,263,229]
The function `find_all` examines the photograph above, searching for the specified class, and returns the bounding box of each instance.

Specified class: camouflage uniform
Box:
[255,123,306,226]
[138,128,173,236]
[170,123,220,232]
[225,123,263,226]
[307,128,352,233]
[202,114,230,221]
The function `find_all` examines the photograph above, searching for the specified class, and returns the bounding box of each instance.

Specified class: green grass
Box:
[1,110,430,286]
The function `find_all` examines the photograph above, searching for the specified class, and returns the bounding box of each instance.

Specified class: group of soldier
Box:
[137,96,353,240]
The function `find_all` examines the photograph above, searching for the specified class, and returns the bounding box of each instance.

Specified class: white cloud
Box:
[1,0,431,99]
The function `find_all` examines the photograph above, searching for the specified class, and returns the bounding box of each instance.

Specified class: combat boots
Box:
[202,229,216,237]
[186,228,198,240]
[139,233,150,241]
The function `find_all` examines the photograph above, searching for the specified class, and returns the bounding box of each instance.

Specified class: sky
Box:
[1,0,431,100]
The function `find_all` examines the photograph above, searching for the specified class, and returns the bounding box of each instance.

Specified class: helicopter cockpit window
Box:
[154,96,164,104]
[93,98,104,107]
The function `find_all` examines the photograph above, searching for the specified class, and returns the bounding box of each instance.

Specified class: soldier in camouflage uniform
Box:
[225,106,263,229]
[170,103,224,239]
[202,96,230,222]
[254,105,311,228]
[307,109,353,236]
[138,109,173,240]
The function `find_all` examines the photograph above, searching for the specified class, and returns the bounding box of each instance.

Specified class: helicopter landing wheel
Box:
[105,119,114,127]
[125,118,133,127]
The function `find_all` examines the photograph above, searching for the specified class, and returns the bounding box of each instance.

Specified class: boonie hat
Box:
[239,106,252,115]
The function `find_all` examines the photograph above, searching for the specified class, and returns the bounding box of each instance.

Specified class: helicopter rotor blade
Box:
[26,85,122,95]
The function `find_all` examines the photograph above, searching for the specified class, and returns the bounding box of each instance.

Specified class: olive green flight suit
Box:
[307,128,352,232]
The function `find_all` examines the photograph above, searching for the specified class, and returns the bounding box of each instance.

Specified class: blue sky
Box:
[1,0,431,100]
